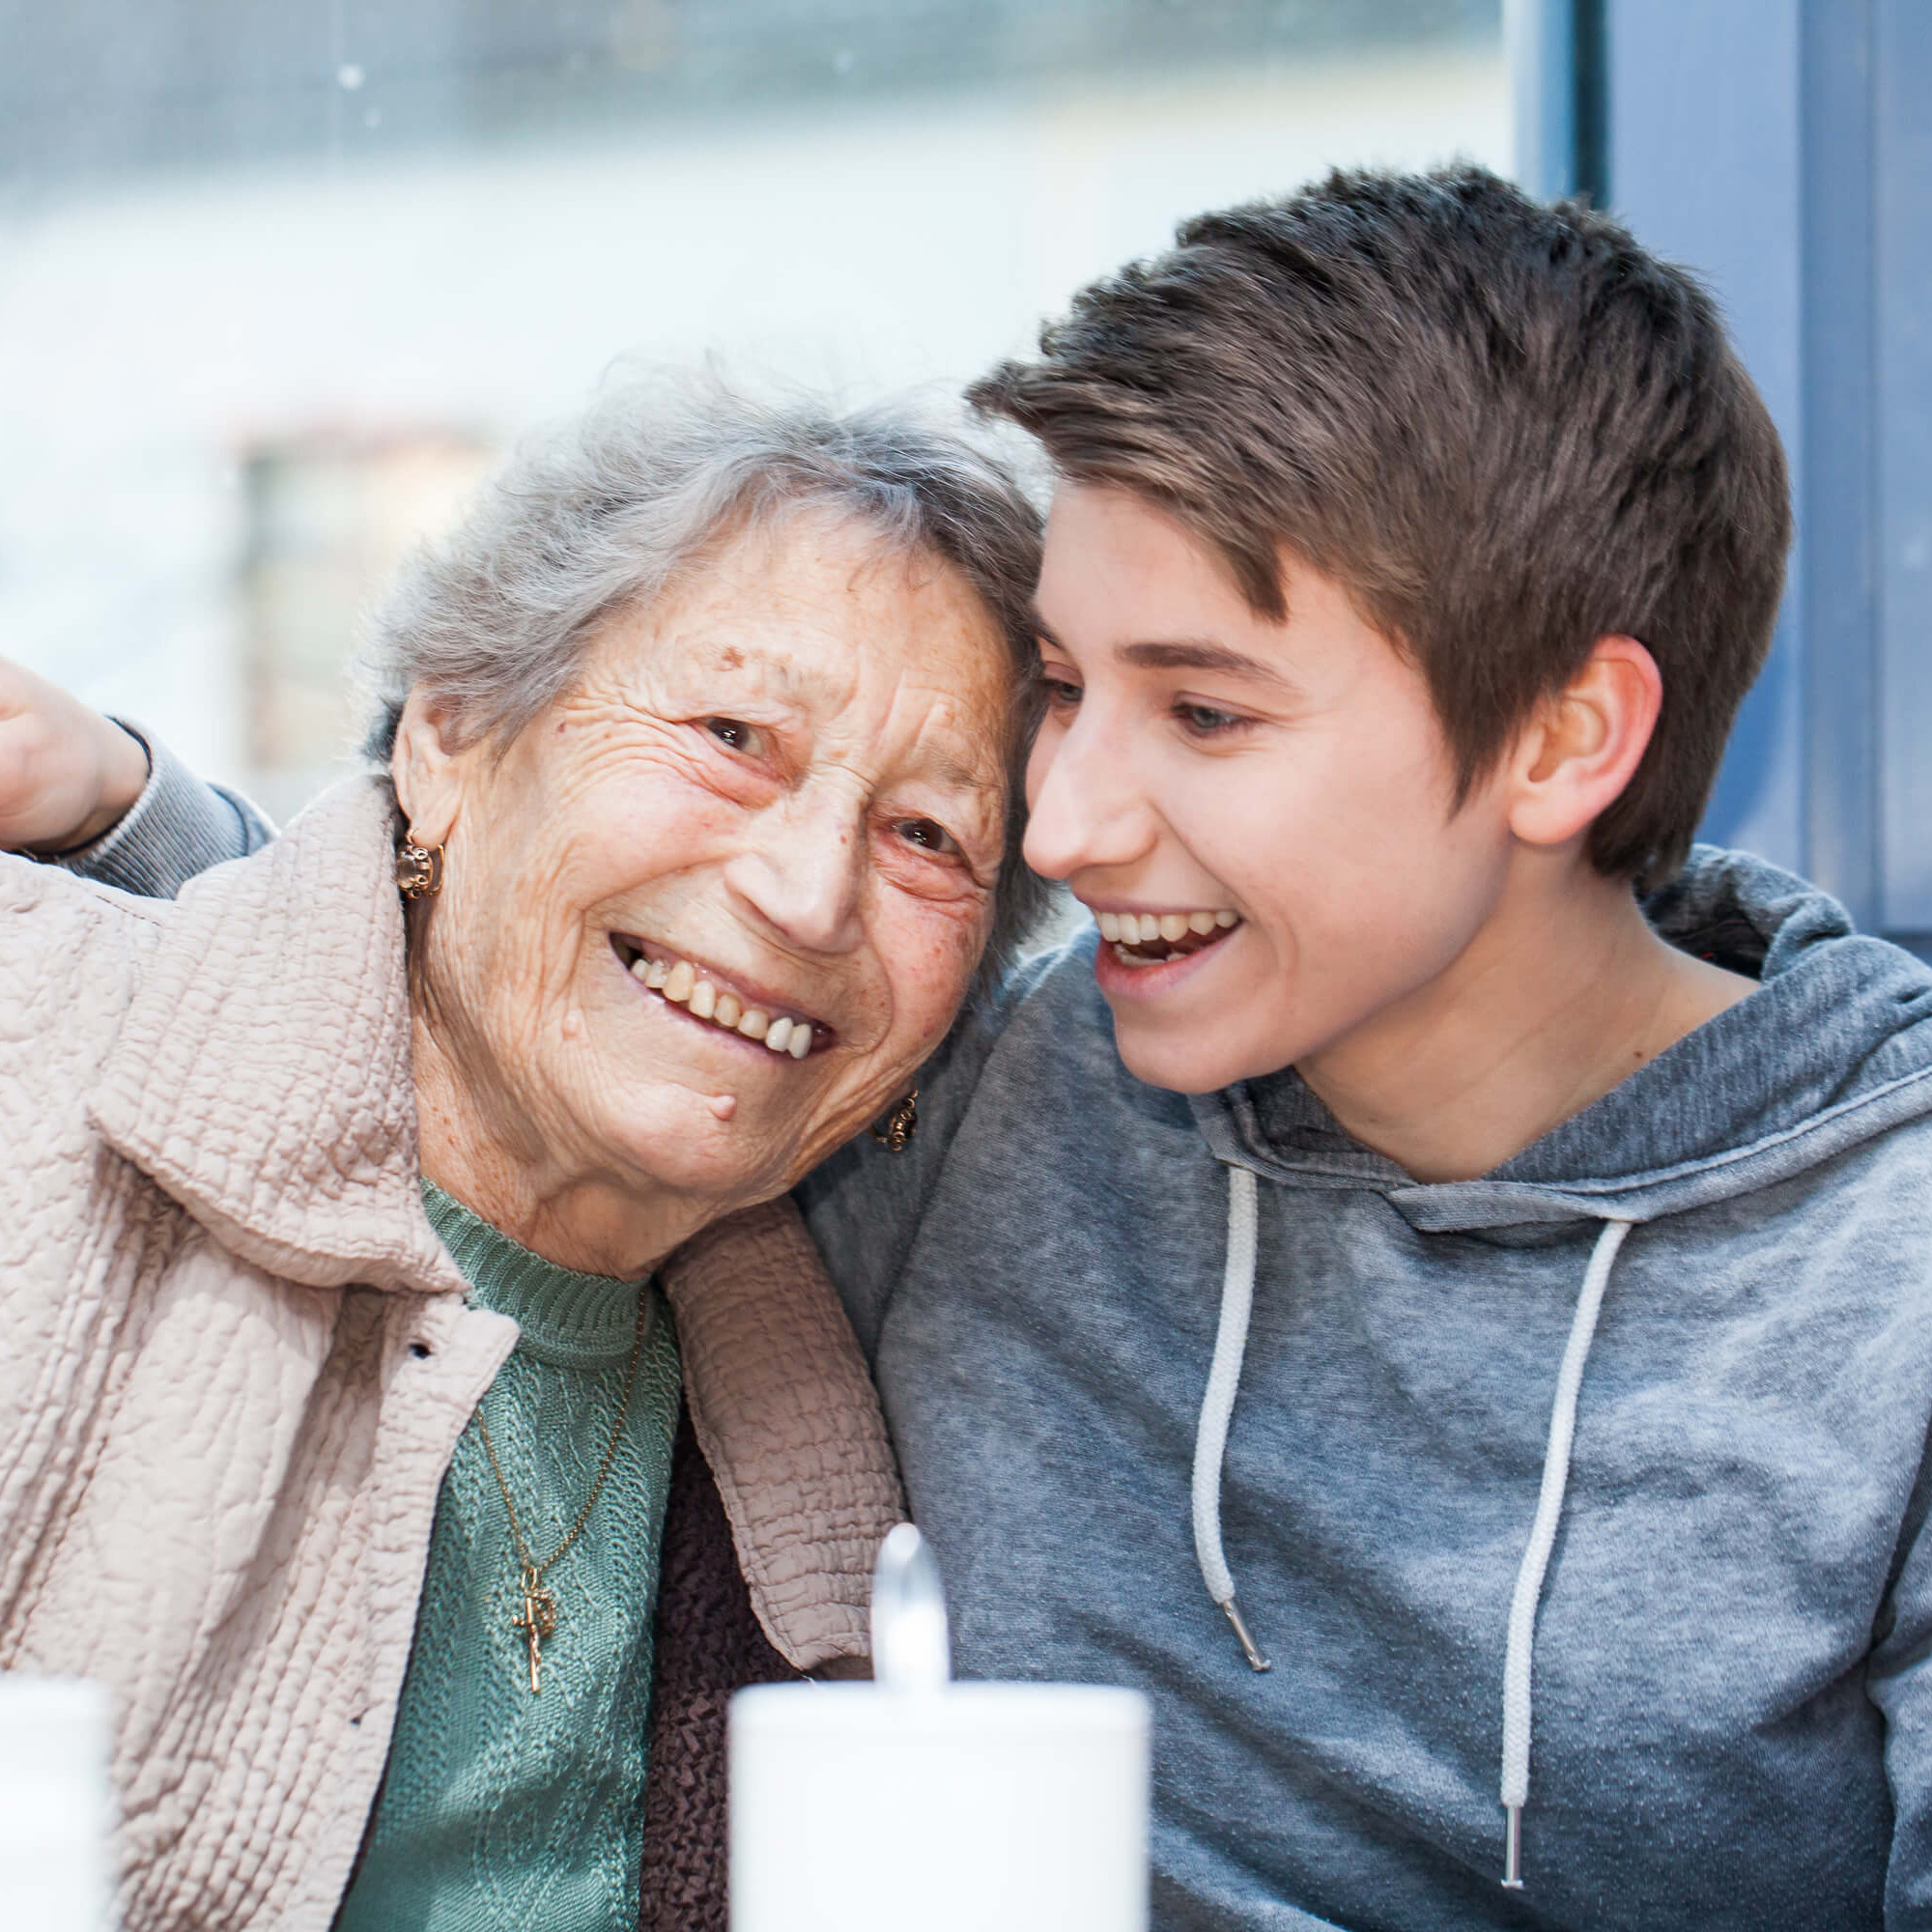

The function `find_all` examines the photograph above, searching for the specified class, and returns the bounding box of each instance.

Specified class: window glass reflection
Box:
[0,0,1504,809]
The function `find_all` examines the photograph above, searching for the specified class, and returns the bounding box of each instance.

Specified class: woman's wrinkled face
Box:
[409,511,1013,1223]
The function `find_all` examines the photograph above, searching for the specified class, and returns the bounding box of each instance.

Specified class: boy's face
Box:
[1025,485,1518,1094]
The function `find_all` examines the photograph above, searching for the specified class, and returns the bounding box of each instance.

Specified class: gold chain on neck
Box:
[474,1285,648,1693]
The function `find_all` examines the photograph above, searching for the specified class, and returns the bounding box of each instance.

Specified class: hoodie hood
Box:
[1192,843,1932,1235]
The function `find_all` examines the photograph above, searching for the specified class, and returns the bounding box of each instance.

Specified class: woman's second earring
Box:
[396,837,444,900]
[869,1086,918,1153]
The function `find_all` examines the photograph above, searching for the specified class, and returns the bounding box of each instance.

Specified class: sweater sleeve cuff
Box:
[50,720,276,900]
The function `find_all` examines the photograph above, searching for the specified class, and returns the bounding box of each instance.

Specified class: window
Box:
[1,0,1505,811]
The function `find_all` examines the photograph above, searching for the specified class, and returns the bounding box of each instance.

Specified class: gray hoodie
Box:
[799,847,1932,1930]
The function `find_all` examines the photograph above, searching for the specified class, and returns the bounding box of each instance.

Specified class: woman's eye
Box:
[895,817,959,857]
[703,717,761,754]
[1040,676,1083,710]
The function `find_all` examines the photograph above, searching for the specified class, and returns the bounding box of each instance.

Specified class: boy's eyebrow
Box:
[1033,613,1296,694]
[1028,618,1298,696]
[1118,638,1298,693]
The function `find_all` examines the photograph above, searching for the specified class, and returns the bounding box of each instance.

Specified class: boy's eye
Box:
[703,717,762,754]
[1176,700,1245,737]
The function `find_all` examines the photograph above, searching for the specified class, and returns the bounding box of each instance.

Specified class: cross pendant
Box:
[511,1569,557,1694]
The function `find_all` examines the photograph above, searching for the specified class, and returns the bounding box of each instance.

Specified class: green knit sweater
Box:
[334,1183,682,1932]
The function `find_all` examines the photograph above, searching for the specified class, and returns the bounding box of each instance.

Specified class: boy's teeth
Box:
[629,951,814,1057]
[1094,906,1243,947]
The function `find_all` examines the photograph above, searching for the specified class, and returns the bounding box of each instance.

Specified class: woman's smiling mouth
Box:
[611,935,833,1058]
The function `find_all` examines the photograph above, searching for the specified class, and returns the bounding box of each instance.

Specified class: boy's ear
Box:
[1506,635,1662,852]
[390,690,466,847]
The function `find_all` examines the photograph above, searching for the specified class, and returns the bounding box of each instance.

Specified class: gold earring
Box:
[396,837,444,900]
[869,1086,918,1153]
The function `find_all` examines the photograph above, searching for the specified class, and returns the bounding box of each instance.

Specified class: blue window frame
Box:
[1512,0,1931,949]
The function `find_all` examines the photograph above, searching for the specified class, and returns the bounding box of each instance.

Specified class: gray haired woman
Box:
[0,383,1044,1932]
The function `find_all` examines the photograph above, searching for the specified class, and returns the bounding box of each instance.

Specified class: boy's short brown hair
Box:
[970,166,1792,888]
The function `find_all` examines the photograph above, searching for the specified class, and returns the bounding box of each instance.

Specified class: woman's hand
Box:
[0,657,151,853]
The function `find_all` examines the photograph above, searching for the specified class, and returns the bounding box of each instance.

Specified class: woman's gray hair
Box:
[360,376,1050,988]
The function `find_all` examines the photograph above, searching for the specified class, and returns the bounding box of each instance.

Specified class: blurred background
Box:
[1,0,1926,948]
[0,0,1506,820]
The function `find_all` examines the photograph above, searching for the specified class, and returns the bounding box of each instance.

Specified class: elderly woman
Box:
[0,384,1043,1932]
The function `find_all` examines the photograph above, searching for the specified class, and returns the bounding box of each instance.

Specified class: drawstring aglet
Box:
[1220,1597,1272,1673]
[1502,1804,1523,1889]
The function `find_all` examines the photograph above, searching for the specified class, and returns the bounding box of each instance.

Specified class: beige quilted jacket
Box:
[0,774,902,1932]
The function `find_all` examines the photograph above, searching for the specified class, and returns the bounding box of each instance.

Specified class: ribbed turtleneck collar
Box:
[420,1180,649,1365]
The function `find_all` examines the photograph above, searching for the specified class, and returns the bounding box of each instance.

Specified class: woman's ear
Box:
[1506,635,1662,852]
[390,690,466,846]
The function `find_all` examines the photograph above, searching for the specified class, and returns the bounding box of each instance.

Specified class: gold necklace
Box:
[474,1287,649,1694]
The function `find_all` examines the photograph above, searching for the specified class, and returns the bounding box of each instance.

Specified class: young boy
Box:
[798,169,1932,1929]
[13,169,1932,1929]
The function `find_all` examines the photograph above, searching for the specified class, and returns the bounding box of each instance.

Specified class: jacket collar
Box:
[88,775,469,1297]
[660,1197,906,1672]
[84,771,903,1669]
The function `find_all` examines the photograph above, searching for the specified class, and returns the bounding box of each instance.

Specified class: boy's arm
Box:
[50,724,274,898]
[0,657,273,896]
[1872,1447,1932,1923]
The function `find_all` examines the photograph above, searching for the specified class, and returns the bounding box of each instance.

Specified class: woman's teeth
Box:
[633,952,814,1058]
[1094,906,1240,966]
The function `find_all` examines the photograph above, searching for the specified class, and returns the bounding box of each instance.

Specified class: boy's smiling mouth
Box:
[1089,905,1243,969]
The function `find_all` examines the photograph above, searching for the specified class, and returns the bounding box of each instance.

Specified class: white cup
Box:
[0,1675,114,1931]
[729,1680,1150,1932]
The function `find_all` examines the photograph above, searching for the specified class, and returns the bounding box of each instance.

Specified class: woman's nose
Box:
[725,790,867,955]
[1022,713,1153,883]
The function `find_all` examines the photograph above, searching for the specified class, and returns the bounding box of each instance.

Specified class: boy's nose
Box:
[1022,717,1154,882]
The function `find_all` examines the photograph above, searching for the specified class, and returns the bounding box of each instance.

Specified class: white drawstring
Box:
[1499,1214,1633,1889]
[1192,1163,1270,1671]
[1191,1161,1634,1863]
